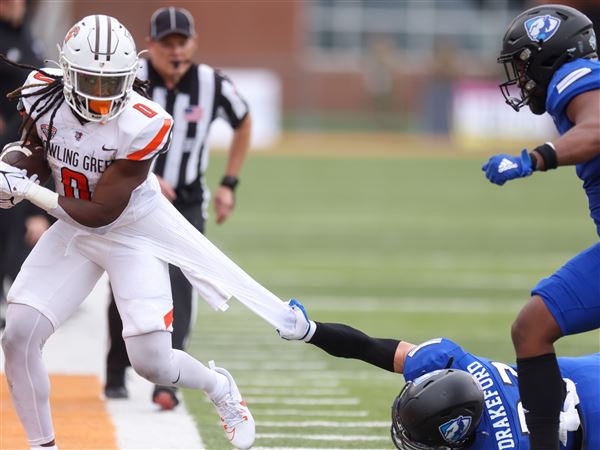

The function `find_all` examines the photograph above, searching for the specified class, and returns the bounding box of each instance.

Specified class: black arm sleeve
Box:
[309,322,400,373]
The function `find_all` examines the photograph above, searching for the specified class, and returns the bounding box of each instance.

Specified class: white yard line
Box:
[251,409,369,417]
[1,274,204,450]
[242,387,348,396]
[260,421,388,428]
[253,448,390,450]
[257,433,389,441]
[210,361,329,371]
[239,379,340,387]
[245,397,360,405]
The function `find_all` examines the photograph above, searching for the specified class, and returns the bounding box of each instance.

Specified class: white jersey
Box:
[21,68,173,228]
[10,68,295,338]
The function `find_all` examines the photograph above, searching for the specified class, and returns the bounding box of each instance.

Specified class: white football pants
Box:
[1,304,225,447]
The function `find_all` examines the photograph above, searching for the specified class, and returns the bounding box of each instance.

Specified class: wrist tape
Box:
[532,142,558,171]
[25,183,59,211]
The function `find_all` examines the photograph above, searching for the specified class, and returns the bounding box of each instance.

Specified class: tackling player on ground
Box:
[0,15,305,450]
[481,5,600,450]
[282,299,599,449]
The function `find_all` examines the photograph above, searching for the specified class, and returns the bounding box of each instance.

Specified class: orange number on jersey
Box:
[33,72,54,84]
[61,167,90,200]
[133,103,157,118]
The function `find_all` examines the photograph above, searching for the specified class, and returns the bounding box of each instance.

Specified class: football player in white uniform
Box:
[0,15,308,450]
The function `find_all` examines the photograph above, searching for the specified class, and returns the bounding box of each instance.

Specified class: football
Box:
[0,141,52,184]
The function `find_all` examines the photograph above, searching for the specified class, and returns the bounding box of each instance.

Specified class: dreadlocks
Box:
[1,53,151,154]
[1,54,63,152]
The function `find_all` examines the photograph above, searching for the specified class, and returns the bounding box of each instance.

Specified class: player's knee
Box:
[130,358,168,384]
[1,322,26,358]
[1,329,12,355]
[125,331,174,383]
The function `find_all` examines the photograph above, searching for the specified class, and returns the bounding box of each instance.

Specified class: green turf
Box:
[183,154,599,449]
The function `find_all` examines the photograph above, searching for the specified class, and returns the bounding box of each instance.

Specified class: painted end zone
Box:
[1,374,117,450]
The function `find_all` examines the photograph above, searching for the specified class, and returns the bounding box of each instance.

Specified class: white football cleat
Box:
[209,361,255,450]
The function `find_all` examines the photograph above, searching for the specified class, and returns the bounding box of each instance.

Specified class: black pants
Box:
[105,202,205,381]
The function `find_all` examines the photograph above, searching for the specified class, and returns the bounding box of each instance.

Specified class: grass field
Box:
[183,152,599,449]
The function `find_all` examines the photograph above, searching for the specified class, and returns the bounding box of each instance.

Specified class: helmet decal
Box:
[64,25,80,43]
[524,15,561,42]
[590,34,597,52]
[439,415,472,443]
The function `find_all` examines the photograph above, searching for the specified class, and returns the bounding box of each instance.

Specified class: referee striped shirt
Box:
[138,59,249,206]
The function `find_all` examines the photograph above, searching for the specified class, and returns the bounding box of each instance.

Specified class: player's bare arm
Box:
[14,112,154,228]
[545,89,600,167]
[58,158,153,227]
[393,341,415,374]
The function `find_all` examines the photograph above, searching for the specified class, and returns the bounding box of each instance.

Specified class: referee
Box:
[104,7,252,410]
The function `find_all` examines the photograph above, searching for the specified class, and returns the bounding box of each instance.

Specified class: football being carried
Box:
[0,141,51,208]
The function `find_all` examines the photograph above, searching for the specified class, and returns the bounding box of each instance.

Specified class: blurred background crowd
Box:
[4,0,599,152]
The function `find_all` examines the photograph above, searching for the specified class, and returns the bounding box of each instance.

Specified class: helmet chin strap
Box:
[528,94,547,115]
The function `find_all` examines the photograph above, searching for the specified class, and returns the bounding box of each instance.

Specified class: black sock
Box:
[517,353,565,450]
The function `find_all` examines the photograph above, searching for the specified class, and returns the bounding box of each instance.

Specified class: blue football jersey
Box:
[403,339,599,449]
[545,58,600,235]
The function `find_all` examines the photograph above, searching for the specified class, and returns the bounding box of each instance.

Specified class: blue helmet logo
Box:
[524,15,561,42]
[439,415,472,443]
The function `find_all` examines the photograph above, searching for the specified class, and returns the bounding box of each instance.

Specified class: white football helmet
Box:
[60,15,138,122]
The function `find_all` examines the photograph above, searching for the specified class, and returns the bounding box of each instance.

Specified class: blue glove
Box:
[482,149,533,186]
[277,298,314,341]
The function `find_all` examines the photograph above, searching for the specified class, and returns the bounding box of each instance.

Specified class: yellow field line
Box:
[1,375,117,450]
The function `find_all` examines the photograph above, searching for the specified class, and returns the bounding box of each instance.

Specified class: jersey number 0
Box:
[61,167,91,200]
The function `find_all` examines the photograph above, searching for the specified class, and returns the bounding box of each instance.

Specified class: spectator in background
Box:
[363,35,398,129]
[104,6,253,411]
[0,0,50,329]
[422,36,461,136]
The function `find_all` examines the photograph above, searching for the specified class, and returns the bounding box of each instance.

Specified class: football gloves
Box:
[482,149,533,186]
[0,161,36,209]
[559,378,581,446]
[277,299,315,341]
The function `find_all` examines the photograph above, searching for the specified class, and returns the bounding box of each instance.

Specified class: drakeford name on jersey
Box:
[47,142,113,173]
[467,361,517,449]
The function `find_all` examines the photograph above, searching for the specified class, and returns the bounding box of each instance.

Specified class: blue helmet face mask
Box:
[390,370,484,450]
[497,5,597,115]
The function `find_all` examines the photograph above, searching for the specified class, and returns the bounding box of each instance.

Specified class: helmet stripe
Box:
[94,15,100,61]
[106,15,112,62]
